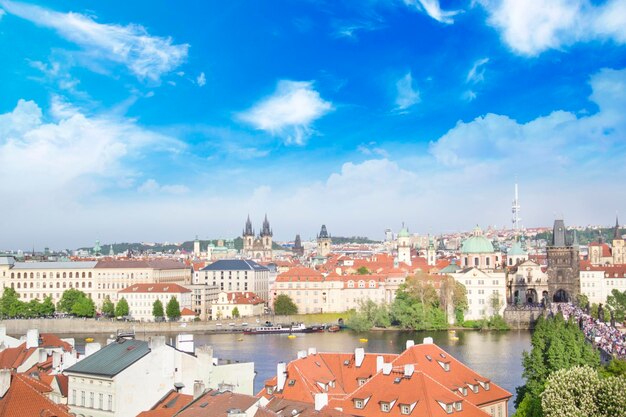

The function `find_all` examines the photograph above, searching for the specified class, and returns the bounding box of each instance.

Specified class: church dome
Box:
[460,226,494,254]
[397,228,410,238]
[508,241,527,256]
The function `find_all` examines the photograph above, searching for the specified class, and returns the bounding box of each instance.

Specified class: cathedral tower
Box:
[317,225,332,257]
[613,216,625,265]
[546,219,579,302]
[243,215,254,253]
[260,214,273,251]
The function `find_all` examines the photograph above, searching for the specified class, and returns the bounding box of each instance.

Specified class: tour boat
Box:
[85,337,94,343]
[288,334,297,339]
[243,323,307,334]
[327,325,341,332]
[359,338,368,343]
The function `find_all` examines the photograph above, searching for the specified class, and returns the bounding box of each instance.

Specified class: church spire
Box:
[243,215,253,236]
[260,214,272,237]
[615,215,621,240]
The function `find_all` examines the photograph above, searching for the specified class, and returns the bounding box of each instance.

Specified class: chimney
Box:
[382,363,392,375]
[26,329,39,349]
[406,340,415,350]
[52,351,61,369]
[355,348,365,368]
[308,347,317,356]
[85,343,102,357]
[38,349,47,364]
[376,356,384,373]
[0,326,6,339]
[193,380,205,399]
[277,362,287,391]
[404,364,414,378]
[314,393,328,411]
[423,337,433,345]
[149,336,166,350]
[0,369,10,398]
[297,350,307,359]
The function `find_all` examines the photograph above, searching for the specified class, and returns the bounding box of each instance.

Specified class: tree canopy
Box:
[115,297,129,317]
[57,289,87,313]
[274,294,298,315]
[152,299,164,318]
[101,296,115,317]
[166,296,181,320]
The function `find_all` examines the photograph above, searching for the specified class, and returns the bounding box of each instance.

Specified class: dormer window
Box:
[354,399,364,409]
[459,387,467,396]
[400,404,411,415]
[437,360,450,371]
[357,378,367,386]
[469,384,479,393]
[446,404,453,414]
[266,386,274,395]
[380,402,391,412]
[454,402,463,411]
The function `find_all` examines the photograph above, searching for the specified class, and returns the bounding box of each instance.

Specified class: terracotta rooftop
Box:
[119,283,191,294]
[0,372,73,417]
[95,259,189,269]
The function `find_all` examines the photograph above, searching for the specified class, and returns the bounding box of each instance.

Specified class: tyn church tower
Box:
[242,215,273,260]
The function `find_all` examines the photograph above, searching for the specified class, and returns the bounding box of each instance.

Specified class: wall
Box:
[503,307,545,330]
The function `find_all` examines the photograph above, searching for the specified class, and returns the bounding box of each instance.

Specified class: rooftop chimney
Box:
[423,337,433,345]
[52,351,61,369]
[85,343,102,358]
[382,363,392,375]
[0,369,10,398]
[26,329,39,349]
[148,336,166,350]
[406,340,415,349]
[314,393,328,411]
[38,349,47,364]
[376,356,384,373]
[404,364,415,378]
[308,347,317,356]
[193,380,205,400]
[355,347,365,367]
[297,350,307,359]
[277,362,287,391]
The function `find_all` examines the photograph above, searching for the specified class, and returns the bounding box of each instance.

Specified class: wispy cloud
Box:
[403,0,461,24]
[0,0,188,82]
[138,179,189,195]
[358,142,389,158]
[477,0,626,56]
[466,58,490,84]
[196,72,206,87]
[238,80,333,145]
[333,18,384,40]
[394,72,420,112]
[0,8,5,19]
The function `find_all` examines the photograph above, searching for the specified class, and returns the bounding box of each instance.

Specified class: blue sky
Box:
[1,0,625,249]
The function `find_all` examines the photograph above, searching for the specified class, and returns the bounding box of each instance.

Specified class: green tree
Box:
[606,289,626,322]
[274,294,298,315]
[152,299,164,319]
[101,296,115,317]
[115,297,129,317]
[599,358,626,378]
[513,314,600,417]
[576,293,590,308]
[58,289,87,313]
[356,266,370,275]
[72,297,96,317]
[0,287,23,318]
[347,299,391,331]
[232,306,240,318]
[166,296,181,321]
[40,296,55,316]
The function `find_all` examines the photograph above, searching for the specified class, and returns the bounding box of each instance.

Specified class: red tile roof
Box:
[119,283,191,294]
[137,389,193,417]
[176,389,259,417]
[0,373,72,417]
[95,259,189,269]
[220,292,265,305]
[180,308,196,316]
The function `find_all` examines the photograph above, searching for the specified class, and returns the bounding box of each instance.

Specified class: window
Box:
[81,391,85,406]
[454,402,462,411]
[354,399,364,409]
[108,395,113,411]
[380,402,390,412]
[72,390,76,405]
[446,404,453,414]
[90,392,94,408]
[357,378,367,386]
[400,404,411,415]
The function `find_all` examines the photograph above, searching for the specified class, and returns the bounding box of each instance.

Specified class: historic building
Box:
[317,225,332,257]
[507,259,548,305]
[293,234,304,257]
[589,217,625,265]
[242,215,273,260]
[118,283,193,322]
[194,259,270,303]
[546,219,580,302]
[396,226,412,266]
[459,227,502,270]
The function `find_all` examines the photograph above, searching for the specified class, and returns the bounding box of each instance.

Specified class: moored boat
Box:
[243,323,307,334]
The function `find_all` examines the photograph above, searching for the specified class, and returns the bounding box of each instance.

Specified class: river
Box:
[65,329,531,416]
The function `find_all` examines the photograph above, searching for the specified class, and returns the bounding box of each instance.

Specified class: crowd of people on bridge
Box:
[553,303,626,359]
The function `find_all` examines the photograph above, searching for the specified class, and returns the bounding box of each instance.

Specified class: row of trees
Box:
[347,273,470,331]
[0,287,183,320]
[513,313,626,417]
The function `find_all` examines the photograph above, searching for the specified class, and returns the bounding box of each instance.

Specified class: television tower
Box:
[512,183,521,235]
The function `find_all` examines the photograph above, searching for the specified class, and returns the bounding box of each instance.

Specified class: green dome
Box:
[397,228,410,238]
[507,241,527,256]
[460,227,494,254]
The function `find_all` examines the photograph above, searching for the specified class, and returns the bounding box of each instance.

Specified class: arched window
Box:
[82,272,86,278]
[69,272,73,278]
[88,282,92,288]
[486,258,490,266]
[88,272,92,278]
[17,273,21,279]
[56,282,60,288]
[63,272,66,278]
[30,282,34,288]
[63,283,66,288]
[17,283,20,288]
[10,273,14,279]
[82,282,85,288]
[474,257,479,266]
[36,272,40,278]
[30,272,34,278]
[43,273,46,278]
[56,273,60,278]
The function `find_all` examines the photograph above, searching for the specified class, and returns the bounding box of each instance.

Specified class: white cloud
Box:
[138,179,189,195]
[403,0,461,24]
[197,72,206,87]
[0,0,188,82]
[0,98,185,218]
[395,72,420,111]
[462,90,478,102]
[0,8,6,19]
[466,58,489,84]
[477,0,626,56]
[239,80,333,145]
[358,142,390,158]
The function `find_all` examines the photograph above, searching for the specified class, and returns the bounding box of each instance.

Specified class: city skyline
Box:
[1,0,626,249]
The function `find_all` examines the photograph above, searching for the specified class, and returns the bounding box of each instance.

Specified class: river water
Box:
[66,329,531,415]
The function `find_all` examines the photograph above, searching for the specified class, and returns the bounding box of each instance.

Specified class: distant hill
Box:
[78,237,284,254]
[534,227,623,245]
[331,236,380,244]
